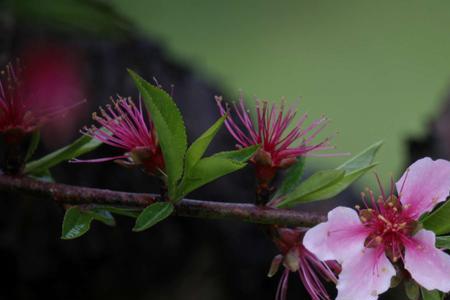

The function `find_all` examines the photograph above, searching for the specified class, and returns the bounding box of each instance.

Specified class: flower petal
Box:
[404,229,450,292]
[303,207,370,262]
[396,157,450,219]
[336,247,396,300]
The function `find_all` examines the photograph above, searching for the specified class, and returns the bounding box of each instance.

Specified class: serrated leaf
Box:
[277,169,345,208]
[128,70,187,199]
[185,116,226,170]
[422,200,450,235]
[420,288,443,300]
[337,140,383,172]
[133,202,174,232]
[404,280,420,300]
[273,157,305,199]
[295,163,378,203]
[178,157,246,199]
[177,146,258,200]
[436,236,450,249]
[61,207,94,240]
[25,135,102,175]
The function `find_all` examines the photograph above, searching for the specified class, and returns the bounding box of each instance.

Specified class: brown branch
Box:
[0,175,325,227]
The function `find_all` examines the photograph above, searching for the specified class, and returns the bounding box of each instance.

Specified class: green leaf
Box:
[277,169,345,208]
[177,146,258,199]
[25,135,102,175]
[96,206,141,218]
[272,157,305,199]
[179,157,245,198]
[420,288,443,300]
[422,200,450,235]
[88,209,116,226]
[25,130,40,162]
[185,116,226,170]
[133,202,174,232]
[436,236,450,249]
[295,163,378,203]
[61,207,116,240]
[404,280,420,300]
[212,144,259,162]
[61,207,94,240]
[276,141,382,208]
[337,140,383,172]
[128,70,187,199]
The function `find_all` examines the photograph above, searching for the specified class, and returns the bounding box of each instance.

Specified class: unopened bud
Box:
[267,254,283,277]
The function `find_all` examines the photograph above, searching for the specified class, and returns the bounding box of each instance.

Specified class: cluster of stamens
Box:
[76,96,164,175]
[356,185,417,263]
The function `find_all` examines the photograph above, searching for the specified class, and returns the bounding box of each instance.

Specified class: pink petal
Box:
[336,247,396,300]
[404,229,450,292]
[303,207,370,263]
[396,157,450,219]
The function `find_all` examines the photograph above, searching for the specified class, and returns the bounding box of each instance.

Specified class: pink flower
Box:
[0,60,83,142]
[216,95,336,182]
[269,228,338,300]
[74,96,164,175]
[304,157,450,300]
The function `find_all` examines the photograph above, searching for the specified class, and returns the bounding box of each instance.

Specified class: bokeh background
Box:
[110,0,450,180]
[1,1,450,300]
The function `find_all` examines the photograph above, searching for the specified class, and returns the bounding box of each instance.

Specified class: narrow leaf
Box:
[212,144,259,162]
[177,146,258,199]
[420,288,442,300]
[61,207,94,240]
[295,163,378,203]
[128,70,187,199]
[178,157,246,199]
[436,236,450,249]
[422,200,450,235]
[185,116,226,170]
[133,202,174,232]
[277,170,345,208]
[25,135,102,175]
[337,140,383,172]
[273,157,305,199]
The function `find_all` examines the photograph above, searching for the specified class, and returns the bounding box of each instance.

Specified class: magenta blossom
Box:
[74,96,164,175]
[304,157,450,300]
[216,95,336,182]
[0,62,82,141]
[269,228,338,300]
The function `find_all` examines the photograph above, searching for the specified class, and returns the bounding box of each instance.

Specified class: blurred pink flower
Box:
[269,228,338,300]
[304,157,450,300]
[74,96,164,176]
[19,43,86,145]
[216,95,337,182]
[0,45,84,144]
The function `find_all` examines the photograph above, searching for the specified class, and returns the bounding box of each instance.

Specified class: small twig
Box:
[0,175,325,227]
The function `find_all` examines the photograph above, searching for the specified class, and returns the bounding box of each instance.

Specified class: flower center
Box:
[358,193,417,262]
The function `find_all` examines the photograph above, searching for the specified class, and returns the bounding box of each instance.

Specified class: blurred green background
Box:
[111,0,450,183]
